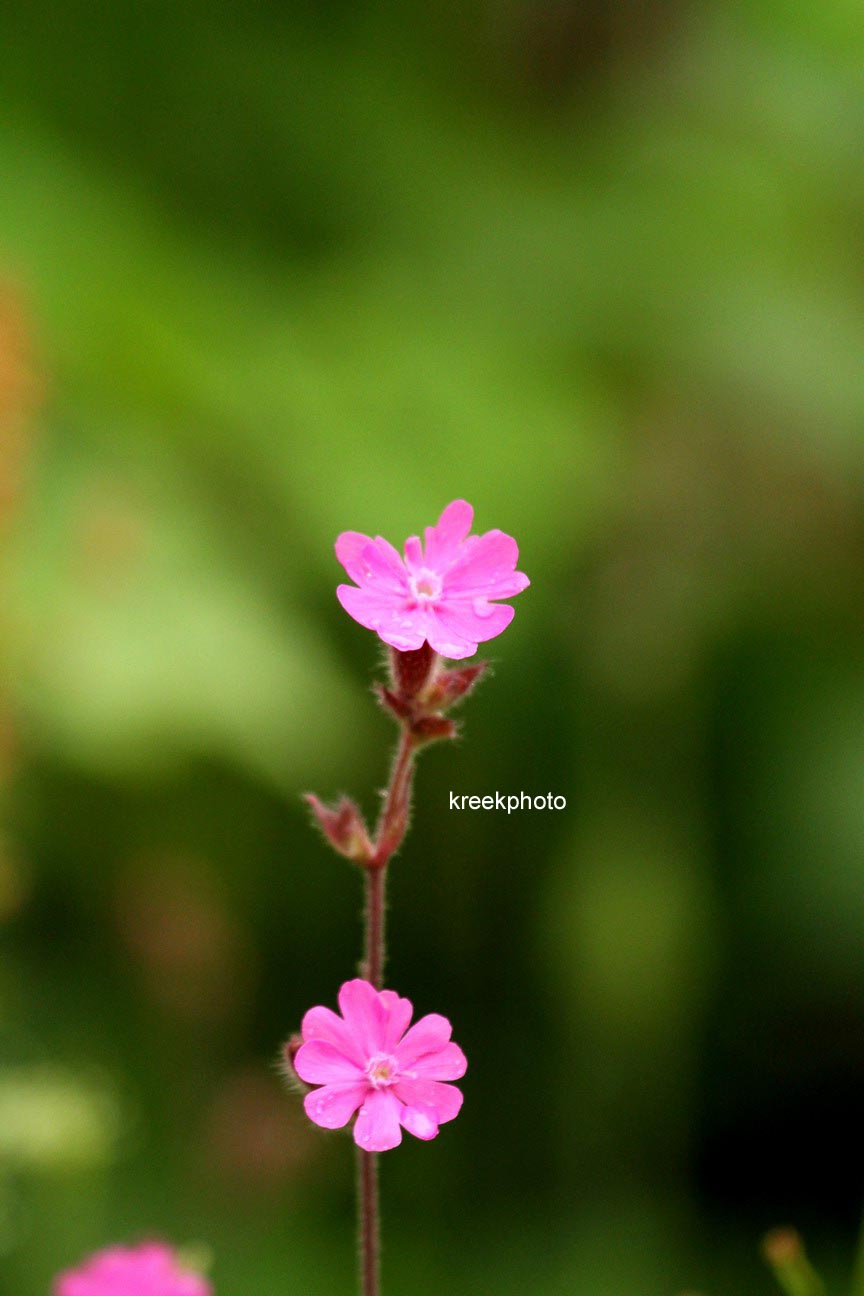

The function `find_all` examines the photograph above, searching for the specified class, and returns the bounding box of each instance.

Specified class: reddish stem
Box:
[360,725,418,985]
[357,723,418,1296]
[357,1143,380,1296]
[363,865,386,991]
[372,727,418,870]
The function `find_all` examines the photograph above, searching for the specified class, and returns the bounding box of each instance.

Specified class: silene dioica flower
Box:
[335,498,529,658]
[54,1243,211,1296]
[294,978,466,1152]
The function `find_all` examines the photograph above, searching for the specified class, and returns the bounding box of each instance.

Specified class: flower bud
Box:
[280,1032,307,1091]
[389,643,437,700]
[426,661,488,710]
[304,795,373,864]
[374,684,412,722]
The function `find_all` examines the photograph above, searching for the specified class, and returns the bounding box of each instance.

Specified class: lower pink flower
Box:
[294,979,467,1152]
[53,1243,211,1296]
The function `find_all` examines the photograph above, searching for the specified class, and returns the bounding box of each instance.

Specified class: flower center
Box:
[365,1052,399,1089]
[409,568,442,603]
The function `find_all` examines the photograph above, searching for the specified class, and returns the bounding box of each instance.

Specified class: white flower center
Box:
[409,568,442,603]
[365,1052,399,1089]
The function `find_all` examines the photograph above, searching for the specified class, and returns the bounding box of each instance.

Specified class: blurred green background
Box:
[2,2,863,1293]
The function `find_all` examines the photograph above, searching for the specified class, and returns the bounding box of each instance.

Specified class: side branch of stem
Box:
[372,728,417,869]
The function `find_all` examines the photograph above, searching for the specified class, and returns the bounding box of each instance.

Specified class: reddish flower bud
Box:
[427,661,488,709]
[389,643,437,700]
[280,1032,307,1091]
[374,684,412,722]
[305,794,373,864]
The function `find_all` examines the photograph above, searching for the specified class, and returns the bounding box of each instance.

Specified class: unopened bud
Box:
[280,1032,307,1091]
[374,684,412,722]
[426,661,488,709]
[389,643,437,700]
[304,794,373,863]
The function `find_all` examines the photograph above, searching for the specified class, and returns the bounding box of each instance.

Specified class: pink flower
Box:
[294,979,467,1152]
[53,1243,211,1296]
[335,499,529,660]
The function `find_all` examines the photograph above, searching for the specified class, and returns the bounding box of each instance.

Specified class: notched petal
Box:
[303,1082,367,1130]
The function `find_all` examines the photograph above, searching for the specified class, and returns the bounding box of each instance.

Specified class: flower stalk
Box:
[358,661,433,1296]
[357,1144,380,1296]
[294,500,529,1296]
[312,647,474,1296]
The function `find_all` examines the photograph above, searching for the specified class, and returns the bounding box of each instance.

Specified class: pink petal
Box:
[353,1088,403,1152]
[423,500,474,568]
[338,978,388,1054]
[435,599,515,648]
[367,537,410,590]
[395,1012,452,1066]
[55,1277,88,1296]
[403,535,424,569]
[378,990,413,1049]
[399,1102,440,1141]
[54,1244,211,1296]
[454,570,530,599]
[409,1041,467,1081]
[175,1279,209,1296]
[393,1077,463,1124]
[55,1280,91,1296]
[375,534,410,573]
[294,1040,365,1085]
[304,1081,368,1129]
[444,529,525,596]
[335,533,406,593]
[376,625,430,653]
[422,607,478,660]
[301,1005,366,1065]
[336,586,426,650]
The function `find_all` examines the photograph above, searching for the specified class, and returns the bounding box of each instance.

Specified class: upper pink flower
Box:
[294,978,467,1152]
[335,499,529,660]
[53,1243,211,1296]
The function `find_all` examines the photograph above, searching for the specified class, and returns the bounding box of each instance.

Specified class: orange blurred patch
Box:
[0,284,37,538]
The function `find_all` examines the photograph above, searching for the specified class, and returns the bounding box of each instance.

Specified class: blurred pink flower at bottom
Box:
[54,1243,211,1296]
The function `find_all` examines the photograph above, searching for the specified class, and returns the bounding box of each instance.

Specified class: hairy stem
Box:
[373,727,417,868]
[357,1141,380,1296]
[357,723,418,1296]
[363,864,386,990]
